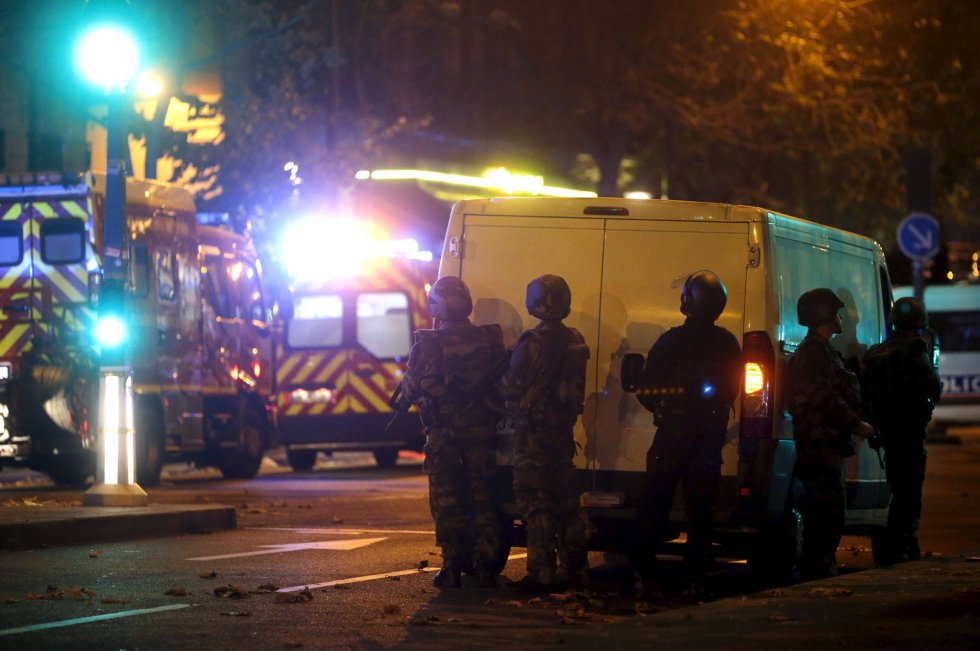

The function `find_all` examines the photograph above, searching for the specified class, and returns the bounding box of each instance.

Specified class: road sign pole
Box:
[913,259,925,301]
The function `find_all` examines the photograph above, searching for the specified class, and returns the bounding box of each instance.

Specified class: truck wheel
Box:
[218,400,266,479]
[373,448,399,468]
[47,455,94,487]
[135,398,165,487]
[286,448,317,472]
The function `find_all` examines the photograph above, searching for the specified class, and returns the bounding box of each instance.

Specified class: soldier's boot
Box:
[474,562,497,588]
[432,559,462,588]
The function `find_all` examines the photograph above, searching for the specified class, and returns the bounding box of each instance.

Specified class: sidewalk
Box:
[0,498,235,551]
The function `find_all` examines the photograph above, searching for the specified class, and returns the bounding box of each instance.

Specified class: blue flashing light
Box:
[702,382,715,397]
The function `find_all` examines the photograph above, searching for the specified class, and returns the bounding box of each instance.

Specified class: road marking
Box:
[277,552,529,593]
[186,537,387,561]
[248,527,434,536]
[0,604,190,637]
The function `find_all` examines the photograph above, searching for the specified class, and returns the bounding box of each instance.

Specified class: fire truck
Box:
[0,172,275,486]
[273,219,435,470]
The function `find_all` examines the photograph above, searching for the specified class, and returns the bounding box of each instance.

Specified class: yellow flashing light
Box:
[744,362,765,395]
[356,167,597,198]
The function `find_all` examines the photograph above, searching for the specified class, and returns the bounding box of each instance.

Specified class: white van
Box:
[893,284,980,433]
[439,197,893,575]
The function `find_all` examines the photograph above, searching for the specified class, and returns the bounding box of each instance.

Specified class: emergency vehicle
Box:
[273,220,436,470]
[440,197,894,577]
[0,172,275,486]
[894,283,980,433]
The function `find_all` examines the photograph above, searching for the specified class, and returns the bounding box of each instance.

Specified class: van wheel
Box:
[218,400,266,479]
[135,397,165,487]
[750,480,805,584]
[286,448,317,472]
[373,448,399,468]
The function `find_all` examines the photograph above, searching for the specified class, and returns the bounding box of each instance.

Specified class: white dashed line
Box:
[0,604,191,637]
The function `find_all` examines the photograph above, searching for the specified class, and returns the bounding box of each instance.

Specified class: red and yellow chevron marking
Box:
[276,258,434,419]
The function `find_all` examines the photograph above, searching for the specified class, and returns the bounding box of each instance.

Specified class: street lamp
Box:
[76,22,146,507]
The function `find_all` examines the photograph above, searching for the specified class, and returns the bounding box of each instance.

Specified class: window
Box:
[40,218,84,264]
[929,311,980,353]
[288,294,343,348]
[0,221,23,266]
[356,292,411,359]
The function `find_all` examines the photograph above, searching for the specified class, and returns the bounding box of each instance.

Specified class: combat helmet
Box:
[526,274,571,322]
[680,270,728,321]
[427,276,473,322]
[889,296,929,332]
[797,288,845,328]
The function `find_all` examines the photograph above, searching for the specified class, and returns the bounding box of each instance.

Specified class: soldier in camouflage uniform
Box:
[788,288,875,579]
[862,297,942,565]
[498,275,591,593]
[628,271,742,600]
[400,276,506,588]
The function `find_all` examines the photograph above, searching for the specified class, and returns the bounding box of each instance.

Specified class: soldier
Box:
[498,274,591,593]
[862,297,942,565]
[399,276,505,588]
[788,288,875,579]
[628,271,742,600]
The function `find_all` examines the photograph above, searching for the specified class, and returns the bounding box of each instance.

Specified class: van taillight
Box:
[740,331,774,439]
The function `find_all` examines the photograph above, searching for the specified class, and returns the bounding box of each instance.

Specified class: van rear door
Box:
[595,219,750,476]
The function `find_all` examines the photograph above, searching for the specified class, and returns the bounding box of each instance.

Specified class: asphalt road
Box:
[0,435,978,650]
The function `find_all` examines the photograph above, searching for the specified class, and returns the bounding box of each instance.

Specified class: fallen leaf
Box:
[418,560,429,571]
[275,589,313,603]
[386,575,400,581]
[214,585,250,599]
[560,617,584,625]
[26,592,58,600]
[254,583,279,593]
[220,611,251,617]
[331,516,343,524]
[88,550,103,559]
[807,587,853,598]
[164,588,189,597]
[199,571,217,579]
[769,612,795,623]
[965,556,980,563]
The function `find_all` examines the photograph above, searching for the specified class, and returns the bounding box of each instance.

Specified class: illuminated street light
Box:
[76,21,146,507]
[76,25,140,92]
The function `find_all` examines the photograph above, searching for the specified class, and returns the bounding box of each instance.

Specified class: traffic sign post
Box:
[897,212,940,301]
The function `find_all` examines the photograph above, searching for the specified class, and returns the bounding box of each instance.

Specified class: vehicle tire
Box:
[47,455,94,487]
[750,480,805,584]
[286,448,317,472]
[135,397,165,487]
[373,447,399,468]
[218,399,266,479]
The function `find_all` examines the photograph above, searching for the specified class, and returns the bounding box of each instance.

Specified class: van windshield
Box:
[930,311,980,353]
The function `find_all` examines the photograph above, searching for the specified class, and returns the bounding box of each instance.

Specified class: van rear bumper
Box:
[277,412,425,451]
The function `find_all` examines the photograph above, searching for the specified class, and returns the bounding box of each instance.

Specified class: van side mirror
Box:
[276,289,294,321]
[620,353,645,392]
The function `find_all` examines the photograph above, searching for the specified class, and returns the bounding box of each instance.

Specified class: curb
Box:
[0,504,237,551]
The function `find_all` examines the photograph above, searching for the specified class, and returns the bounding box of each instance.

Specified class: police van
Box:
[439,197,893,576]
[894,283,980,433]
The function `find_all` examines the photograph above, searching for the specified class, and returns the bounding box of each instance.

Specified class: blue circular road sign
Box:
[897,212,940,260]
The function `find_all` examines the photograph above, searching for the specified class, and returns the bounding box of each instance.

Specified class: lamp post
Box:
[76,24,146,506]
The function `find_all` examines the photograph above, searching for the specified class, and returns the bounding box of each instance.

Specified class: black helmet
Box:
[427,276,472,322]
[526,274,571,322]
[889,296,928,332]
[680,271,728,321]
[797,288,845,328]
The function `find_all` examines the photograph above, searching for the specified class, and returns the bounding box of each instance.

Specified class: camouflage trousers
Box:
[883,438,928,563]
[513,444,589,586]
[796,445,846,576]
[423,432,500,567]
